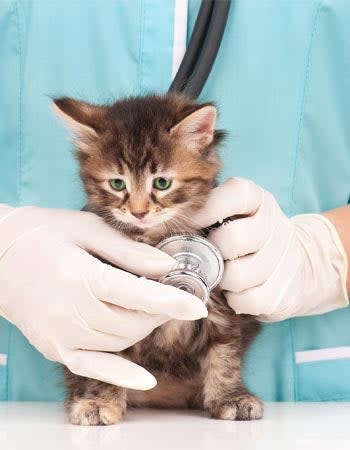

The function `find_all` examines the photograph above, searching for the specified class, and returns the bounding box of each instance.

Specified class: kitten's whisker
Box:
[169,215,199,234]
[166,216,196,237]
[172,212,202,229]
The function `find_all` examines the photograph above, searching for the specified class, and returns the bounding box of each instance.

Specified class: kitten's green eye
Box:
[109,179,126,191]
[153,177,172,190]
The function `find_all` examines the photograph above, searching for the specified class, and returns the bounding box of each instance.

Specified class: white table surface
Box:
[0,402,349,450]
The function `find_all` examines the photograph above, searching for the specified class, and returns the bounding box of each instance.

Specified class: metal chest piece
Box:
[156,235,224,304]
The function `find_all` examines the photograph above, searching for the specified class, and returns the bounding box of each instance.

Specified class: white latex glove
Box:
[0,205,207,389]
[193,178,348,321]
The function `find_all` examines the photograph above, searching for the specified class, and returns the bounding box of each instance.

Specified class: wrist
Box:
[292,213,349,315]
[323,206,350,295]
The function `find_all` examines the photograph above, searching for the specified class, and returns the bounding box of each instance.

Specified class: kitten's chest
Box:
[127,375,203,408]
[123,294,238,409]
[122,291,237,376]
[123,320,203,377]
[123,320,206,408]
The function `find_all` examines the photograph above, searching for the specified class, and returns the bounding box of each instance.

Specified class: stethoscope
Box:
[169,0,231,98]
[160,1,230,301]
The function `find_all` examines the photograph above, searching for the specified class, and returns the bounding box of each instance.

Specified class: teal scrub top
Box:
[0,0,349,402]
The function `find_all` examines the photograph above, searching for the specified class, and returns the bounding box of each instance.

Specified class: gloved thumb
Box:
[191,178,263,229]
[64,349,157,390]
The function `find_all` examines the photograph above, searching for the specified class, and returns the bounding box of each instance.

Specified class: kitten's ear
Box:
[170,105,217,151]
[52,97,106,135]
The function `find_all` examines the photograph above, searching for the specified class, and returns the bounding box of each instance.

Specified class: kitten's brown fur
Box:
[54,93,263,425]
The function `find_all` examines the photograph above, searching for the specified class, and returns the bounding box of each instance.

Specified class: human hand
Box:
[0,206,207,389]
[192,178,348,321]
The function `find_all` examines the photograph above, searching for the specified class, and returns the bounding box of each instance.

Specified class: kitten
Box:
[53,93,263,425]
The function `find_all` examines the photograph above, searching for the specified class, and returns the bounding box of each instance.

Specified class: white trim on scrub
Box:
[171,0,188,80]
[0,354,7,366]
[295,347,350,364]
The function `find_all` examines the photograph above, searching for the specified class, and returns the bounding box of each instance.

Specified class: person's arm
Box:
[0,205,207,389]
[323,206,350,294]
[192,178,348,321]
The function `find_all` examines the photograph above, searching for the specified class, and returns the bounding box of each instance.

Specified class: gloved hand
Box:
[0,205,207,389]
[193,178,348,321]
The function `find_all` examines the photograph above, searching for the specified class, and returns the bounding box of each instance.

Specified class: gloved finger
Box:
[77,213,177,279]
[191,178,263,229]
[86,258,208,320]
[224,288,269,316]
[220,220,293,292]
[64,349,157,390]
[79,286,169,338]
[208,200,273,260]
[72,327,134,352]
[220,255,269,292]
[224,268,289,317]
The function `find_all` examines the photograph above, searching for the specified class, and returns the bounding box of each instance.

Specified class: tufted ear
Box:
[170,105,217,151]
[52,97,106,135]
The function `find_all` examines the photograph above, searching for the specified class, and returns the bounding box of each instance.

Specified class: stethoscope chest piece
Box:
[156,234,224,304]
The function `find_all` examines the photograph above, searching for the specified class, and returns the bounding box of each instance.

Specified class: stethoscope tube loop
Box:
[169,0,231,99]
[169,0,215,95]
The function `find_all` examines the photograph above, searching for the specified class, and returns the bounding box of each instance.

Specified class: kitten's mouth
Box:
[111,210,175,230]
[130,217,154,228]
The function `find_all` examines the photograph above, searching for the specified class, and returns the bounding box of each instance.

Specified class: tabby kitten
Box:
[54,93,263,425]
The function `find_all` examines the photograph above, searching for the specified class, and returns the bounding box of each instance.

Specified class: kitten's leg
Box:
[202,343,263,421]
[65,370,127,425]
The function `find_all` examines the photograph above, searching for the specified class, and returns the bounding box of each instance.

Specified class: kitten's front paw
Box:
[209,394,263,421]
[68,399,124,426]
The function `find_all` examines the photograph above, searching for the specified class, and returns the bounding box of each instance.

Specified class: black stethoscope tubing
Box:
[169,0,231,98]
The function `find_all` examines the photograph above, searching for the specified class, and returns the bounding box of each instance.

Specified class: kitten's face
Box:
[54,94,224,240]
[96,166,195,230]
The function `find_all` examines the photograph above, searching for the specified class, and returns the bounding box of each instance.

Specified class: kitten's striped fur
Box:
[54,93,263,425]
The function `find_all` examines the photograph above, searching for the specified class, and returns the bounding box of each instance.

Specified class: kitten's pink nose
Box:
[131,211,148,220]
